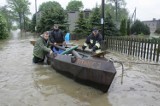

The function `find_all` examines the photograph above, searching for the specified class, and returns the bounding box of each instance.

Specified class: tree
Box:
[106,0,128,23]
[21,16,32,32]
[0,14,9,39]
[66,0,83,11]
[131,20,150,35]
[126,18,131,35]
[89,6,101,30]
[30,13,36,32]
[120,18,127,36]
[107,0,126,7]
[104,12,120,36]
[0,6,13,31]
[39,1,61,11]
[7,0,31,32]
[73,11,89,38]
[37,1,66,33]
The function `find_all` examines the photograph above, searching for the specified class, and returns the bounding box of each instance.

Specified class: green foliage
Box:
[120,18,127,36]
[73,11,89,38]
[127,19,131,35]
[89,6,101,29]
[0,14,9,39]
[106,0,128,23]
[39,1,61,11]
[30,13,36,32]
[107,0,126,7]
[22,17,32,31]
[7,0,31,31]
[155,27,160,34]
[104,12,120,36]
[0,6,13,31]
[73,6,120,37]
[37,1,66,33]
[131,20,150,35]
[66,0,83,11]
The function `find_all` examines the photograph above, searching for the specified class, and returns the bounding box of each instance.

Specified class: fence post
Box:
[143,39,147,60]
[146,39,150,60]
[132,38,136,57]
[135,38,138,57]
[156,39,160,62]
[140,38,144,59]
[153,39,157,62]
[150,39,154,61]
[138,38,141,59]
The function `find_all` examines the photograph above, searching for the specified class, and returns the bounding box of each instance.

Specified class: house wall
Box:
[67,11,79,32]
[142,19,160,33]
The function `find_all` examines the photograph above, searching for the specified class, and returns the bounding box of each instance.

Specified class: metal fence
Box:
[102,36,160,63]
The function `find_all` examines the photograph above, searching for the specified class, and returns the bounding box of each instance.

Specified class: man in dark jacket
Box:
[33,31,53,63]
[49,24,66,47]
[82,27,103,53]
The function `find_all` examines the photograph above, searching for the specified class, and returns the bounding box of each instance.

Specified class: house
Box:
[67,9,92,32]
[142,18,160,33]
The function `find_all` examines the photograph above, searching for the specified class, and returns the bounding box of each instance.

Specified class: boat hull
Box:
[48,53,116,92]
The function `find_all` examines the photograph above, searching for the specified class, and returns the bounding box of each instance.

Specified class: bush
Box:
[155,27,160,34]
[120,18,127,36]
[0,14,9,39]
[131,20,150,35]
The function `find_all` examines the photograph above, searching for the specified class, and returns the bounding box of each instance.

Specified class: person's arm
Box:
[38,40,51,53]
[95,34,103,48]
[92,34,103,52]
[82,35,91,50]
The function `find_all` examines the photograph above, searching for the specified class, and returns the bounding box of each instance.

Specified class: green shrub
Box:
[0,14,9,39]
[120,18,127,36]
[131,20,150,35]
[155,27,160,34]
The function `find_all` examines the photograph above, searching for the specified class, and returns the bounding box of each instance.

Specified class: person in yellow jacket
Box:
[82,27,103,53]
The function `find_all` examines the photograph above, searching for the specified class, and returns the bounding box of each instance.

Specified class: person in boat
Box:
[33,31,53,63]
[82,27,103,53]
[49,24,66,48]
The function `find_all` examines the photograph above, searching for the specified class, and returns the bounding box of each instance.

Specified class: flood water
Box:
[0,30,160,106]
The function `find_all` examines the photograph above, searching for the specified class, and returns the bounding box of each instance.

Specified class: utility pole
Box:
[115,0,118,22]
[35,0,37,32]
[134,8,136,22]
[101,0,105,40]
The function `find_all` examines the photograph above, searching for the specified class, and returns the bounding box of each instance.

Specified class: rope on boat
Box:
[109,58,125,85]
[108,58,160,85]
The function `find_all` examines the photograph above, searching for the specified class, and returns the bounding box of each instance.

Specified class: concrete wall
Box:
[67,11,79,32]
[67,9,91,32]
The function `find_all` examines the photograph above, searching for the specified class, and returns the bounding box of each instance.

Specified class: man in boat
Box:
[49,24,66,49]
[33,31,53,63]
[82,27,103,53]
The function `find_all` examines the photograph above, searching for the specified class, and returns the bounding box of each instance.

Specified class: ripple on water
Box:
[0,30,160,106]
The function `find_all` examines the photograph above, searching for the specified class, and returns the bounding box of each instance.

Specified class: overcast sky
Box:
[1,0,160,21]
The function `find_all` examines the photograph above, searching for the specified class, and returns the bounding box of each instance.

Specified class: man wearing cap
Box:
[33,31,53,63]
[49,24,66,48]
[82,27,103,53]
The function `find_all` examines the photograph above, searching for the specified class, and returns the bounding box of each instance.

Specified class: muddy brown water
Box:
[0,30,160,106]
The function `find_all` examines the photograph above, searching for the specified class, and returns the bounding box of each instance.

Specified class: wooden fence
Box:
[102,36,160,63]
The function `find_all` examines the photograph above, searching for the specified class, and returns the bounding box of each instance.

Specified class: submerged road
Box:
[0,30,160,106]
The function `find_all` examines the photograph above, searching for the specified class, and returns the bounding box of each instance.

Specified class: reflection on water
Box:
[0,30,160,106]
